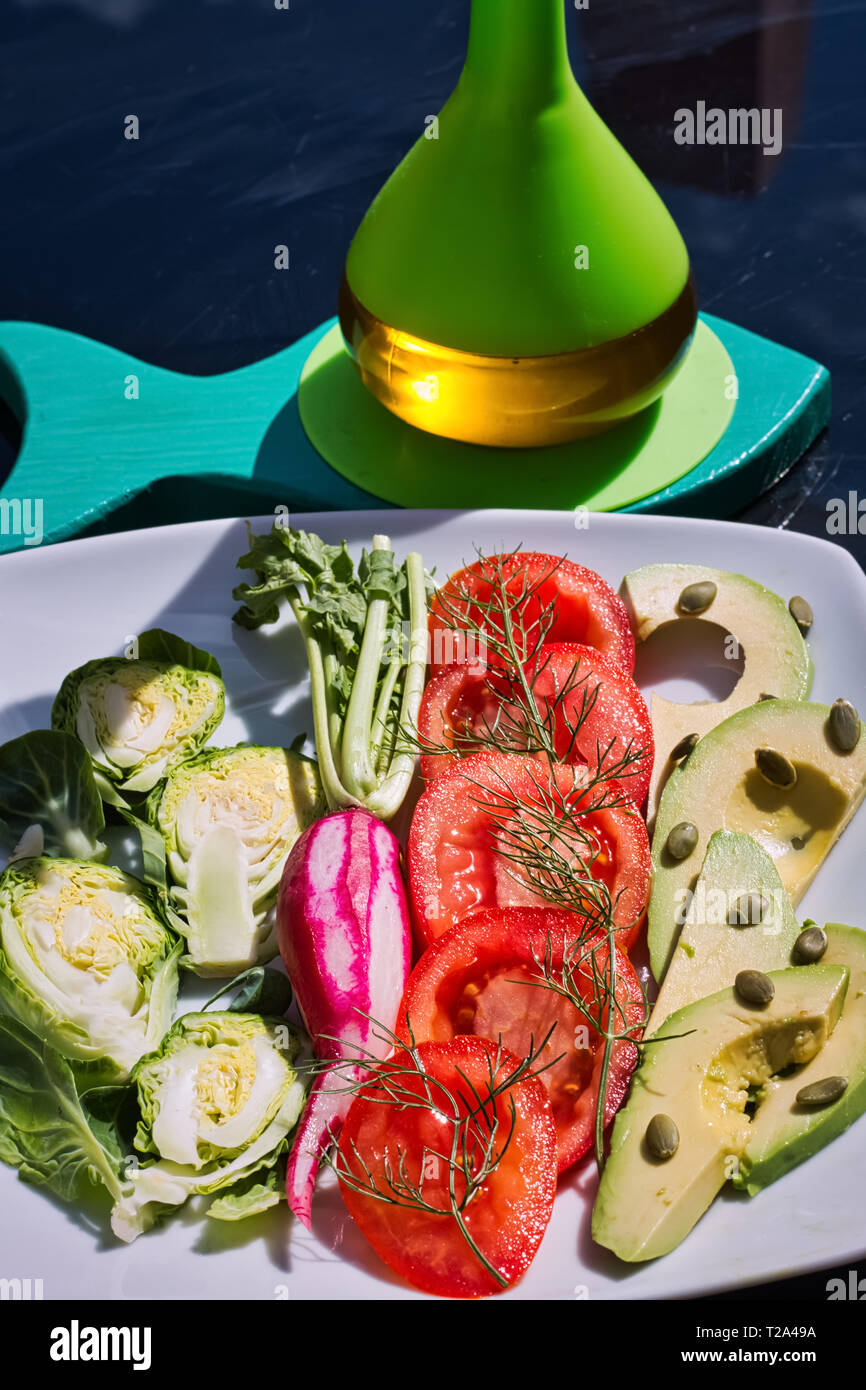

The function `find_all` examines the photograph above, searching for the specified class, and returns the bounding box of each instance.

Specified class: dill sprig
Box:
[431,546,564,673]
[462,754,647,1166]
[513,927,643,1165]
[417,548,650,792]
[466,756,639,922]
[313,1017,562,1289]
[422,549,654,1169]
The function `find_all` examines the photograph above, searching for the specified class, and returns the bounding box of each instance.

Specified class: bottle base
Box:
[338,274,698,448]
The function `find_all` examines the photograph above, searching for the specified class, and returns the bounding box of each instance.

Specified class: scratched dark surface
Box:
[1,0,866,1304]
[2,0,865,566]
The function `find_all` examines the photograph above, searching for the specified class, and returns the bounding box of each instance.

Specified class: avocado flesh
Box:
[621,564,812,822]
[648,831,802,1032]
[736,923,866,1195]
[649,700,866,984]
[592,964,849,1264]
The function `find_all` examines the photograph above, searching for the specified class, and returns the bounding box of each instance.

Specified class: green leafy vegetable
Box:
[206,1165,283,1222]
[0,1016,127,1204]
[0,857,181,1079]
[0,1010,303,1242]
[144,744,324,977]
[0,730,106,862]
[134,630,222,676]
[204,965,293,1017]
[52,629,226,795]
[233,525,430,822]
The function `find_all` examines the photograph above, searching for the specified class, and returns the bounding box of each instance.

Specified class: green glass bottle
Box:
[339,0,697,447]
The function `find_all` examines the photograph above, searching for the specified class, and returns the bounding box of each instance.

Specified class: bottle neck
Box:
[463,0,574,108]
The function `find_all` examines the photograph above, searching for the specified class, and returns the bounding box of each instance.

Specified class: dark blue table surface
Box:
[3,0,865,565]
[2,0,865,1300]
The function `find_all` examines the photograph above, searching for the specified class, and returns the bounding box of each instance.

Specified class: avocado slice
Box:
[592,964,849,1263]
[621,564,812,821]
[648,831,801,1031]
[735,922,866,1195]
[649,699,866,984]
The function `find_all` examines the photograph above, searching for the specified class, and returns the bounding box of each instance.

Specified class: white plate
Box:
[0,508,864,1302]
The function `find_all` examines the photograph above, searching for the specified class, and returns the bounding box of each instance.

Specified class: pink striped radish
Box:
[277,807,412,1228]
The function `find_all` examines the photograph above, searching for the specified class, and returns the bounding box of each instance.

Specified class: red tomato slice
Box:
[394,908,644,1172]
[337,1035,557,1299]
[428,551,635,677]
[418,641,654,806]
[407,751,651,951]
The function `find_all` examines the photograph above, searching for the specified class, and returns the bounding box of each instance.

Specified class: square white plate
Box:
[0,508,864,1302]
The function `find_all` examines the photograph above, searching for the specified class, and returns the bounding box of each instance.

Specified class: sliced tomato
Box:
[418,641,654,806]
[428,551,635,677]
[408,750,651,950]
[395,908,644,1172]
[337,1035,557,1299]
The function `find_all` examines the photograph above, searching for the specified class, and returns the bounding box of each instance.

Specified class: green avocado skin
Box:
[735,922,866,1196]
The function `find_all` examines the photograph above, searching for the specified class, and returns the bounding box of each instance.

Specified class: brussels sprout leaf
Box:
[207,1163,284,1222]
[204,965,293,1017]
[135,629,222,678]
[0,1017,126,1204]
[0,730,106,861]
[109,802,191,945]
[82,1083,142,1158]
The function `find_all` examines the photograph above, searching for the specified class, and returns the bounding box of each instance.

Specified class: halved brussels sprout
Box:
[52,631,225,795]
[0,858,180,1078]
[111,1011,305,1241]
[147,745,324,977]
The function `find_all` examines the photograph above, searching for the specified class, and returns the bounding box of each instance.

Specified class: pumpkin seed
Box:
[793,925,828,964]
[728,892,768,927]
[645,1113,679,1161]
[796,1076,848,1107]
[828,698,861,754]
[666,821,698,861]
[788,595,814,634]
[735,969,775,1005]
[669,732,699,763]
[678,580,717,615]
[755,747,797,789]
